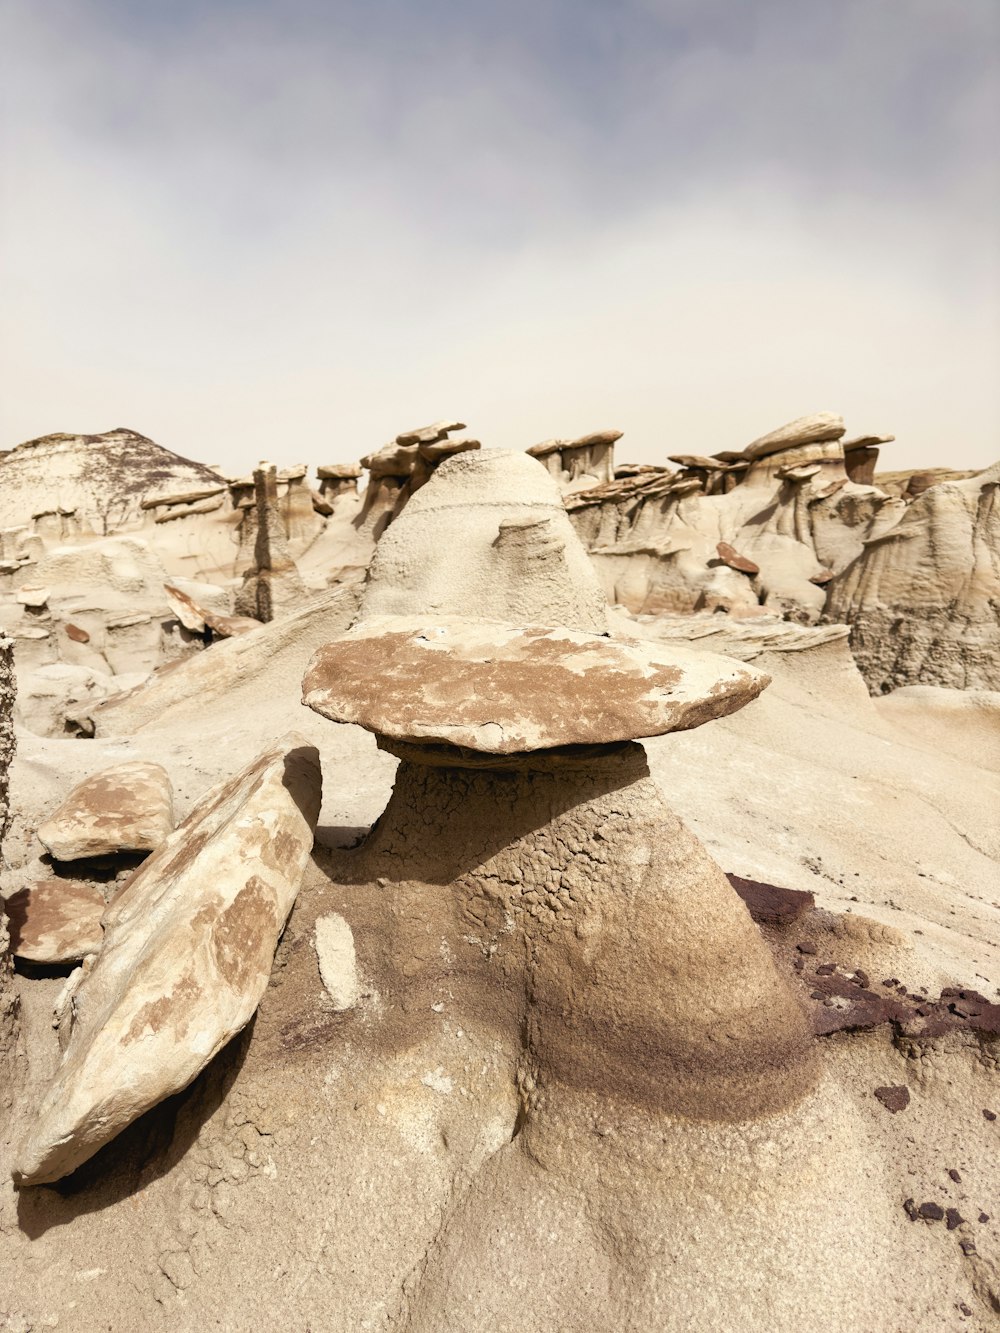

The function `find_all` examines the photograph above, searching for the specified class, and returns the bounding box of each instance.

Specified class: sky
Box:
[1,0,998,475]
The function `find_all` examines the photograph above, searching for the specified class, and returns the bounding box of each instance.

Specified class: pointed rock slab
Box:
[743,412,845,461]
[303,616,770,755]
[37,761,175,861]
[6,879,105,963]
[716,541,760,575]
[12,736,321,1185]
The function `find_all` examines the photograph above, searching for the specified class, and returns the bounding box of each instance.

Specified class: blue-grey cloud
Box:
[1,0,997,471]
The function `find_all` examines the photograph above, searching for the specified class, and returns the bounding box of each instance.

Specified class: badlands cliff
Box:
[0,421,998,1331]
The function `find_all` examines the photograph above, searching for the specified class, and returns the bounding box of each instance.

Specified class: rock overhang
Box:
[302,615,770,759]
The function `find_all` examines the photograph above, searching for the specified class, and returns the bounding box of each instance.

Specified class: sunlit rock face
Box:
[827,462,1000,692]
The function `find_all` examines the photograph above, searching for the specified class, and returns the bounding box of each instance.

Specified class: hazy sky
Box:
[2,0,998,474]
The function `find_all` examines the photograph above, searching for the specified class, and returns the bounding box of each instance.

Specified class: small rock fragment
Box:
[948,1168,962,1184]
[314,913,361,1011]
[946,1209,965,1230]
[918,1202,944,1221]
[874,1086,910,1113]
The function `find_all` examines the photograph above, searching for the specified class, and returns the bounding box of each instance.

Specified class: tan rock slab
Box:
[6,879,105,964]
[37,760,175,861]
[303,615,770,754]
[743,412,845,460]
[12,735,322,1186]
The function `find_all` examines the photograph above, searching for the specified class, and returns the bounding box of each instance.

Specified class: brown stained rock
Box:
[946,1209,965,1230]
[303,616,770,755]
[809,569,835,586]
[164,583,258,639]
[726,874,814,926]
[715,542,760,576]
[37,760,174,861]
[874,1085,910,1113]
[12,735,321,1186]
[919,1202,945,1221]
[5,879,105,963]
[395,420,465,447]
[64,623,90,643]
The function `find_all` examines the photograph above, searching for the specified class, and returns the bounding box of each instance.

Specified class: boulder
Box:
[12,735,322,1186]
[37,760,174,861]
[5,880,105,964]
[304,615,769,754]
[716,542,760,575]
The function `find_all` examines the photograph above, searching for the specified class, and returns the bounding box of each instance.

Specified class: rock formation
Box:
[36,760,174,861]
[233,463,309,622]
[826,461,1000,691]
[5,879,105,964]
[566,413,909,626]
[526,429,621,491]
[1,633,18,1104]
[356,420,480,537]
[12,735,321,1185]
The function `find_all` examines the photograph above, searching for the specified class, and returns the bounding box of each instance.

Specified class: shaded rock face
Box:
[826,463,1000,691]
[304,616,770,752]
[361,450,610,632]
[0,429,222,536]
[12,736,321,1185]
[37,761,175,861]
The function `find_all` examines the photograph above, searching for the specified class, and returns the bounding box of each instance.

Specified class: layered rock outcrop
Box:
[826,462,1000,691]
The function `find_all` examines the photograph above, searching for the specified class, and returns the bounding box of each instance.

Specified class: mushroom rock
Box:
[527,431,621,490]
[826,462,1000,692]
[5,879,105,964]
[12,735,322,1186]
[359,449,610,632]
[37,760,175,861]
[843,434,894,486]
[302,610,888,1327]
[715,541,760,576]
[356,423,477,536]
[316,462,362,503]
[303,616,770,753]
[742,412,846,461]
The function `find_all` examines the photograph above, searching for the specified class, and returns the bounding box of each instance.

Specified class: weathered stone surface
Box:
[37,760,175,861]
[303,615,770,754]
[395,420,465,447]
[164,582,257,638]
[12,735,322,1186]
[360,449,611,632]
[743,413,846,461]
[315,913,361,1010]
[827,462,1000,691]
[6,879,105,963]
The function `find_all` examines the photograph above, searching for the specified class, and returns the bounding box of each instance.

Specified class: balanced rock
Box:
[743,413,846,461]
[716,542,760,575]
[37,761,174,861]
[12,735,322,1186]
[5,880,105,964]
[303,615,769,755]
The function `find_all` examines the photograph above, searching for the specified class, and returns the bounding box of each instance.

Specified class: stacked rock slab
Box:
[356,421,480,538]
[13,736,322,1185]
[526,429,621,490]
[567,413,902,625]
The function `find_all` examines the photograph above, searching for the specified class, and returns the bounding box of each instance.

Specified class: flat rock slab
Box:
[6,879,105,963]
[37,760,175,861]
[303,616,770,754]
[13,735,321,1186]
[743,412,845,461]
